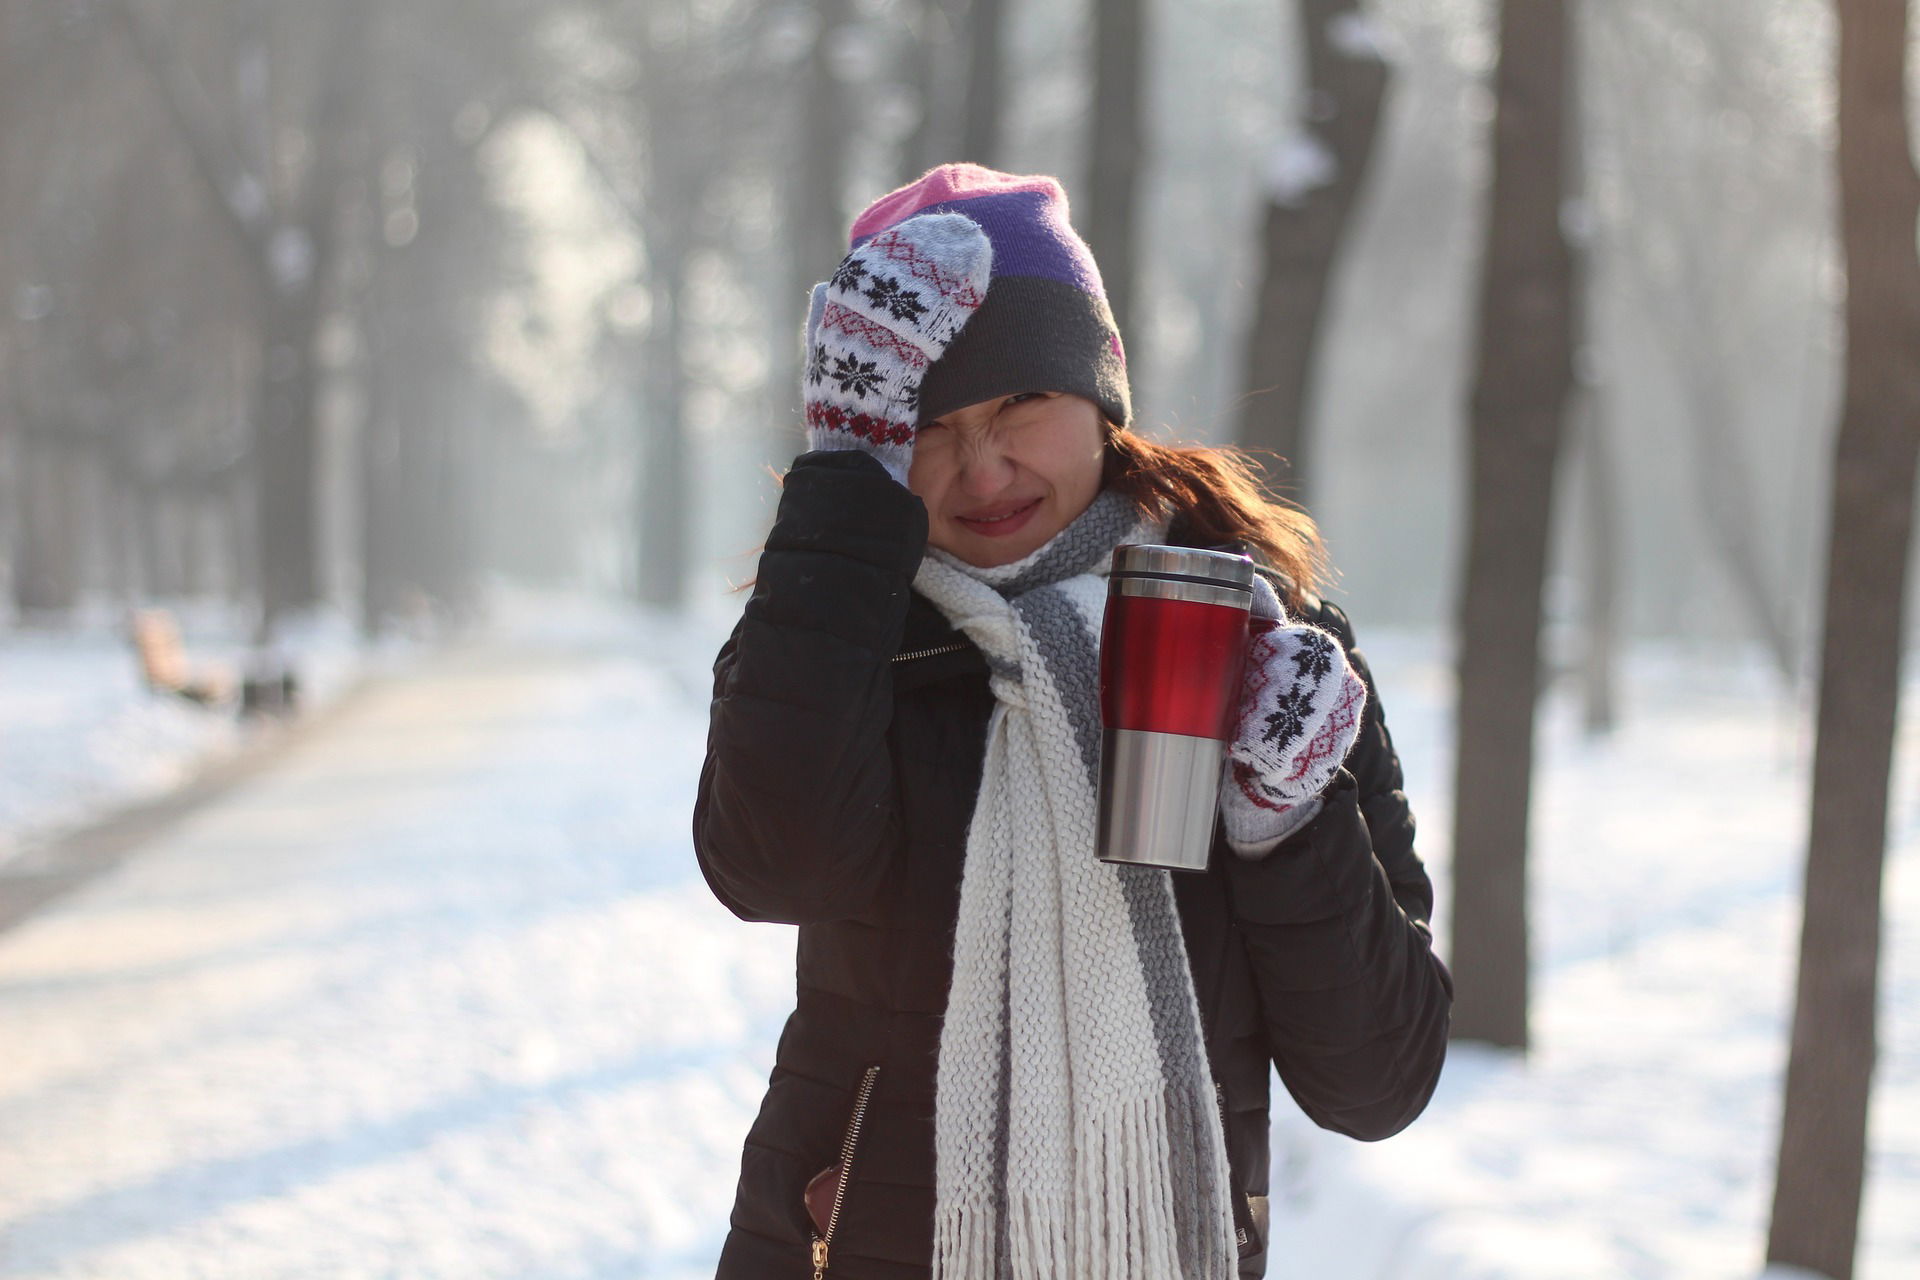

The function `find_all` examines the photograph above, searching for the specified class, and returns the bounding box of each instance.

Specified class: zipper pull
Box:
[812,1236,829,1279]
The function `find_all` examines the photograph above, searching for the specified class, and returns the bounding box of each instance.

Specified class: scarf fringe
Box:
[933,1095,1237,1280]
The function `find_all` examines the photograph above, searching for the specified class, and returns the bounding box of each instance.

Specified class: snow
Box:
[1268,633,1920,1280]
[267,225,315,292]
[0,604,379,865]
[1266,133,1340,206]
[1327,11,1390,62]
[0,599,1914,1278]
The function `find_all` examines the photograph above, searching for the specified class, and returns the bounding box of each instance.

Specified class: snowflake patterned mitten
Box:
[1221,573,1369,857]
[801,212,993,485]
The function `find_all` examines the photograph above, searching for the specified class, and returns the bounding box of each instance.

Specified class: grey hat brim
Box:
[916,275,1131,430]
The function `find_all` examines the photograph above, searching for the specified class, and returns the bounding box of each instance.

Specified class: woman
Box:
[693,164,1451,1280]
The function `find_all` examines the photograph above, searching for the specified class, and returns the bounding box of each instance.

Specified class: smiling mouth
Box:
[956,498,1042,535]
[963,501,1037,523]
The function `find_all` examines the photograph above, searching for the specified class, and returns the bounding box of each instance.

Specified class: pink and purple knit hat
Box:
[846,163,1132,431]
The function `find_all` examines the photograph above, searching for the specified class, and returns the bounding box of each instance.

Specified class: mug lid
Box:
[1109,544,1257,590]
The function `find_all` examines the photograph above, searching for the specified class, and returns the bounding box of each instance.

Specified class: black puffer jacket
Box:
[693,450,1451,1279]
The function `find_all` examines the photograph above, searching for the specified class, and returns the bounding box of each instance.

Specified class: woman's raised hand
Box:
[1221,574,1368,853]
[801,212,993,485]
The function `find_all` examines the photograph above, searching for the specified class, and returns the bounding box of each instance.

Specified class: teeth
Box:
[966,502,1033,524]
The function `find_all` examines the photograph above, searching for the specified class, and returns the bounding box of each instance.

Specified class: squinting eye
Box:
[1005,392,1051,407]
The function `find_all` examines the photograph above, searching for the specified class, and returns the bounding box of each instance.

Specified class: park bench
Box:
[128,608,237,709]
[129,608,302,715]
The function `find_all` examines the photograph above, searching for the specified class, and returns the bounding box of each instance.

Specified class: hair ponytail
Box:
[1102,428,1330,606]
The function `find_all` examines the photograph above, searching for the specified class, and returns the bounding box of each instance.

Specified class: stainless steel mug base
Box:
[1096,728,1226,872]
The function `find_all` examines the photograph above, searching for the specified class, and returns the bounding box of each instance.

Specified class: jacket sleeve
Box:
[691,449,928,925]
[1223,600,1453,1140]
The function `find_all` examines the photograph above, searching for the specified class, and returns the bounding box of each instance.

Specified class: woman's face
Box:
[907,392,1107,567]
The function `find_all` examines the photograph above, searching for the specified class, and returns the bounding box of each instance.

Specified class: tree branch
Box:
[104,0,275,290]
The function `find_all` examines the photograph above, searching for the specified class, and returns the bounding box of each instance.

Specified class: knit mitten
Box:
[802,212,992,485]
[1221,575,1368,856]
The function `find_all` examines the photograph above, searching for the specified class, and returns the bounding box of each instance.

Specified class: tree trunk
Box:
[774,0,853,462]
[358,313,402,638]
[1574,383,1619,736]
[800,0,851,276]
[898,0,953,183]
[960,0,1004,167]
[132,477,167,602]
[1237,0,1389,503]
[254,288,324,627]
[637,244,692,608]
[1562,36,1613,738]
[255,3,369,637]
[1448,0,1577,1051]
[412,406,462,623]
[1764,1,1920,1274]
[10,430,86,618]
[1083,0,1147,346]
[623,10,711,610]
[104,0,352,635]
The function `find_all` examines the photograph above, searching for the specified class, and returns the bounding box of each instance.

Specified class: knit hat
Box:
[846,163,1132,430]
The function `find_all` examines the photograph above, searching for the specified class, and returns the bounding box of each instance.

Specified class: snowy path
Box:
[0,635,791,1280]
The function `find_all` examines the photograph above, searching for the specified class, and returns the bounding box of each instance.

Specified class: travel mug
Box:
[1096,545,1257,872]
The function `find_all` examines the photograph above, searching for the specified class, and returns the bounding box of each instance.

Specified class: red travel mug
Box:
[1096,545,1257,871]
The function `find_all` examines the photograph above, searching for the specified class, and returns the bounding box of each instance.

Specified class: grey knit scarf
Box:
[912,488,1238,1280]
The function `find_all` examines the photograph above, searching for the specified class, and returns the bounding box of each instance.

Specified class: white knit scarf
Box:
[913,489,1239,1280]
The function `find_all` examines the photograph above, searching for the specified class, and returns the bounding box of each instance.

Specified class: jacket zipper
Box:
[891,641,968,663]
[1215,1080,1251,1250]
[812,1064,882,1279]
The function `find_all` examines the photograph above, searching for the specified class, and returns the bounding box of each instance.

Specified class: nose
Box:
[954,436,1017,498]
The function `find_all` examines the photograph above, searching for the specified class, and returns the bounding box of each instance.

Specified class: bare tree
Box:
[108,0,371,638]
[1569,382,1620,734]
[548,0,795,606]
[1562,36,1615,736]
[1449,0,1579,1051]
[352,0,539,634]
[753,0,855,469]
[6,0,676,629]
[2,10,92,618]
[629,5,709,611]
[897,0,958,182]
[960,0,1005,166]
[1586,0,1825,685]
[796,0,855,302]
[1764,0,1920,1273]
[1082,0,1148,344]
[1236,0,1389,503]
[3,4,257,620]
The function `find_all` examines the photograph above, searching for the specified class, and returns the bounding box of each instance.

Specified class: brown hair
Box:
[1102,427,1329,605]
[737,428,1330,599]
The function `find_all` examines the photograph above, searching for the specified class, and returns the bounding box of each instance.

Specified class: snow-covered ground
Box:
[0,603,379,864]
[1271,633,1920,1280]
[0,596,1913,1279]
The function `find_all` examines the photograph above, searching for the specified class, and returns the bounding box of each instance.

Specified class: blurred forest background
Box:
[3,2,1918,1276]
[0,0,1862,665]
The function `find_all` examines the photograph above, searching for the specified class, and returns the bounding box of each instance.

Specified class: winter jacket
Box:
[692,449,1452,1279]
